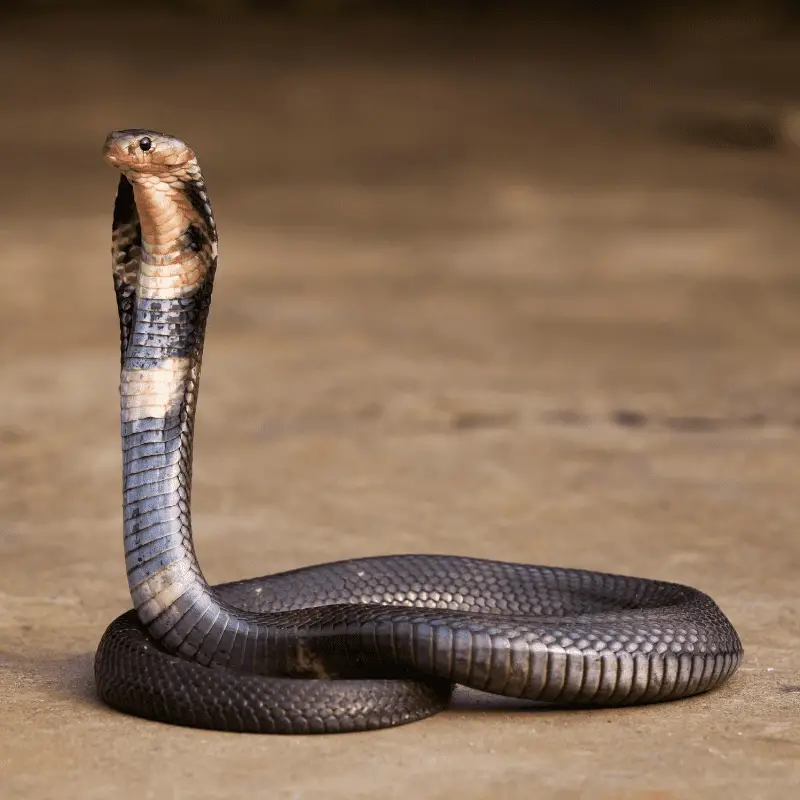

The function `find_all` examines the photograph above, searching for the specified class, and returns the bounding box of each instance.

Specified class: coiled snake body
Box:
[94,129,743,734]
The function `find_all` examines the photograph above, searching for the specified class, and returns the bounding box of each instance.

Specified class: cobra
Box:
[94,129,743,734]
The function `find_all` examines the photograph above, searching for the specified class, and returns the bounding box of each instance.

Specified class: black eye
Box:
[139,137,152,152]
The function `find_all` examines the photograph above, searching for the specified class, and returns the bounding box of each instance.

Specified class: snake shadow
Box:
[0,649,105,711]
[449,686,614,714]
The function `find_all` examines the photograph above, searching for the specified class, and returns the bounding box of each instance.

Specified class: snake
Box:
[93,129,743,734]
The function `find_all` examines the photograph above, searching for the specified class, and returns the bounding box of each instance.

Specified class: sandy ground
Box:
[1,12,800,799]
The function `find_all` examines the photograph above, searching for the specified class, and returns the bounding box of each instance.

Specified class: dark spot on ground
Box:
[450,410,517,431]
[611,409,648,428]
[665,114,781,152]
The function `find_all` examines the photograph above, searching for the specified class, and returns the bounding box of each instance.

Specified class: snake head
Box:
[103,129,198,180]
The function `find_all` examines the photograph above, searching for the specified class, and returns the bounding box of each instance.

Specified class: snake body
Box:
[94,129,743,734]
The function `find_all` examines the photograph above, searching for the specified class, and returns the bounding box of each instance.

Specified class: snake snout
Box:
[101,132,122,165]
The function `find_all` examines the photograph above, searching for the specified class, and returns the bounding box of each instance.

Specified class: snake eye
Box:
[138,137,152,152]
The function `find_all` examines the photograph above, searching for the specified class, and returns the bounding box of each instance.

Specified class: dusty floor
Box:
[1,12,800,799]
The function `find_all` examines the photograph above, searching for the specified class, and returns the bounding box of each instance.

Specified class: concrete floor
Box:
[1,12,799,799]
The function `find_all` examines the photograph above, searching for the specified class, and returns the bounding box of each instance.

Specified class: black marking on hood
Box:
[186,224,208,253]
[113,175,137,228]
[112,174,142,366]
[184,179,217,243]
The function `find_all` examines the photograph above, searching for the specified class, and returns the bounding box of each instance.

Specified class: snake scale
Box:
[94,129,743,734]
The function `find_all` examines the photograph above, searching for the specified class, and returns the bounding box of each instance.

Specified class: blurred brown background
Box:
[1,3,799,799]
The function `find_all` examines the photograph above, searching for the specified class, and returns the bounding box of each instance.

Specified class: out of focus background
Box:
[2,3,800,799]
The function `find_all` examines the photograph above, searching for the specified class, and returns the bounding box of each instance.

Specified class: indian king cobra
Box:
[94,129,743,734]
